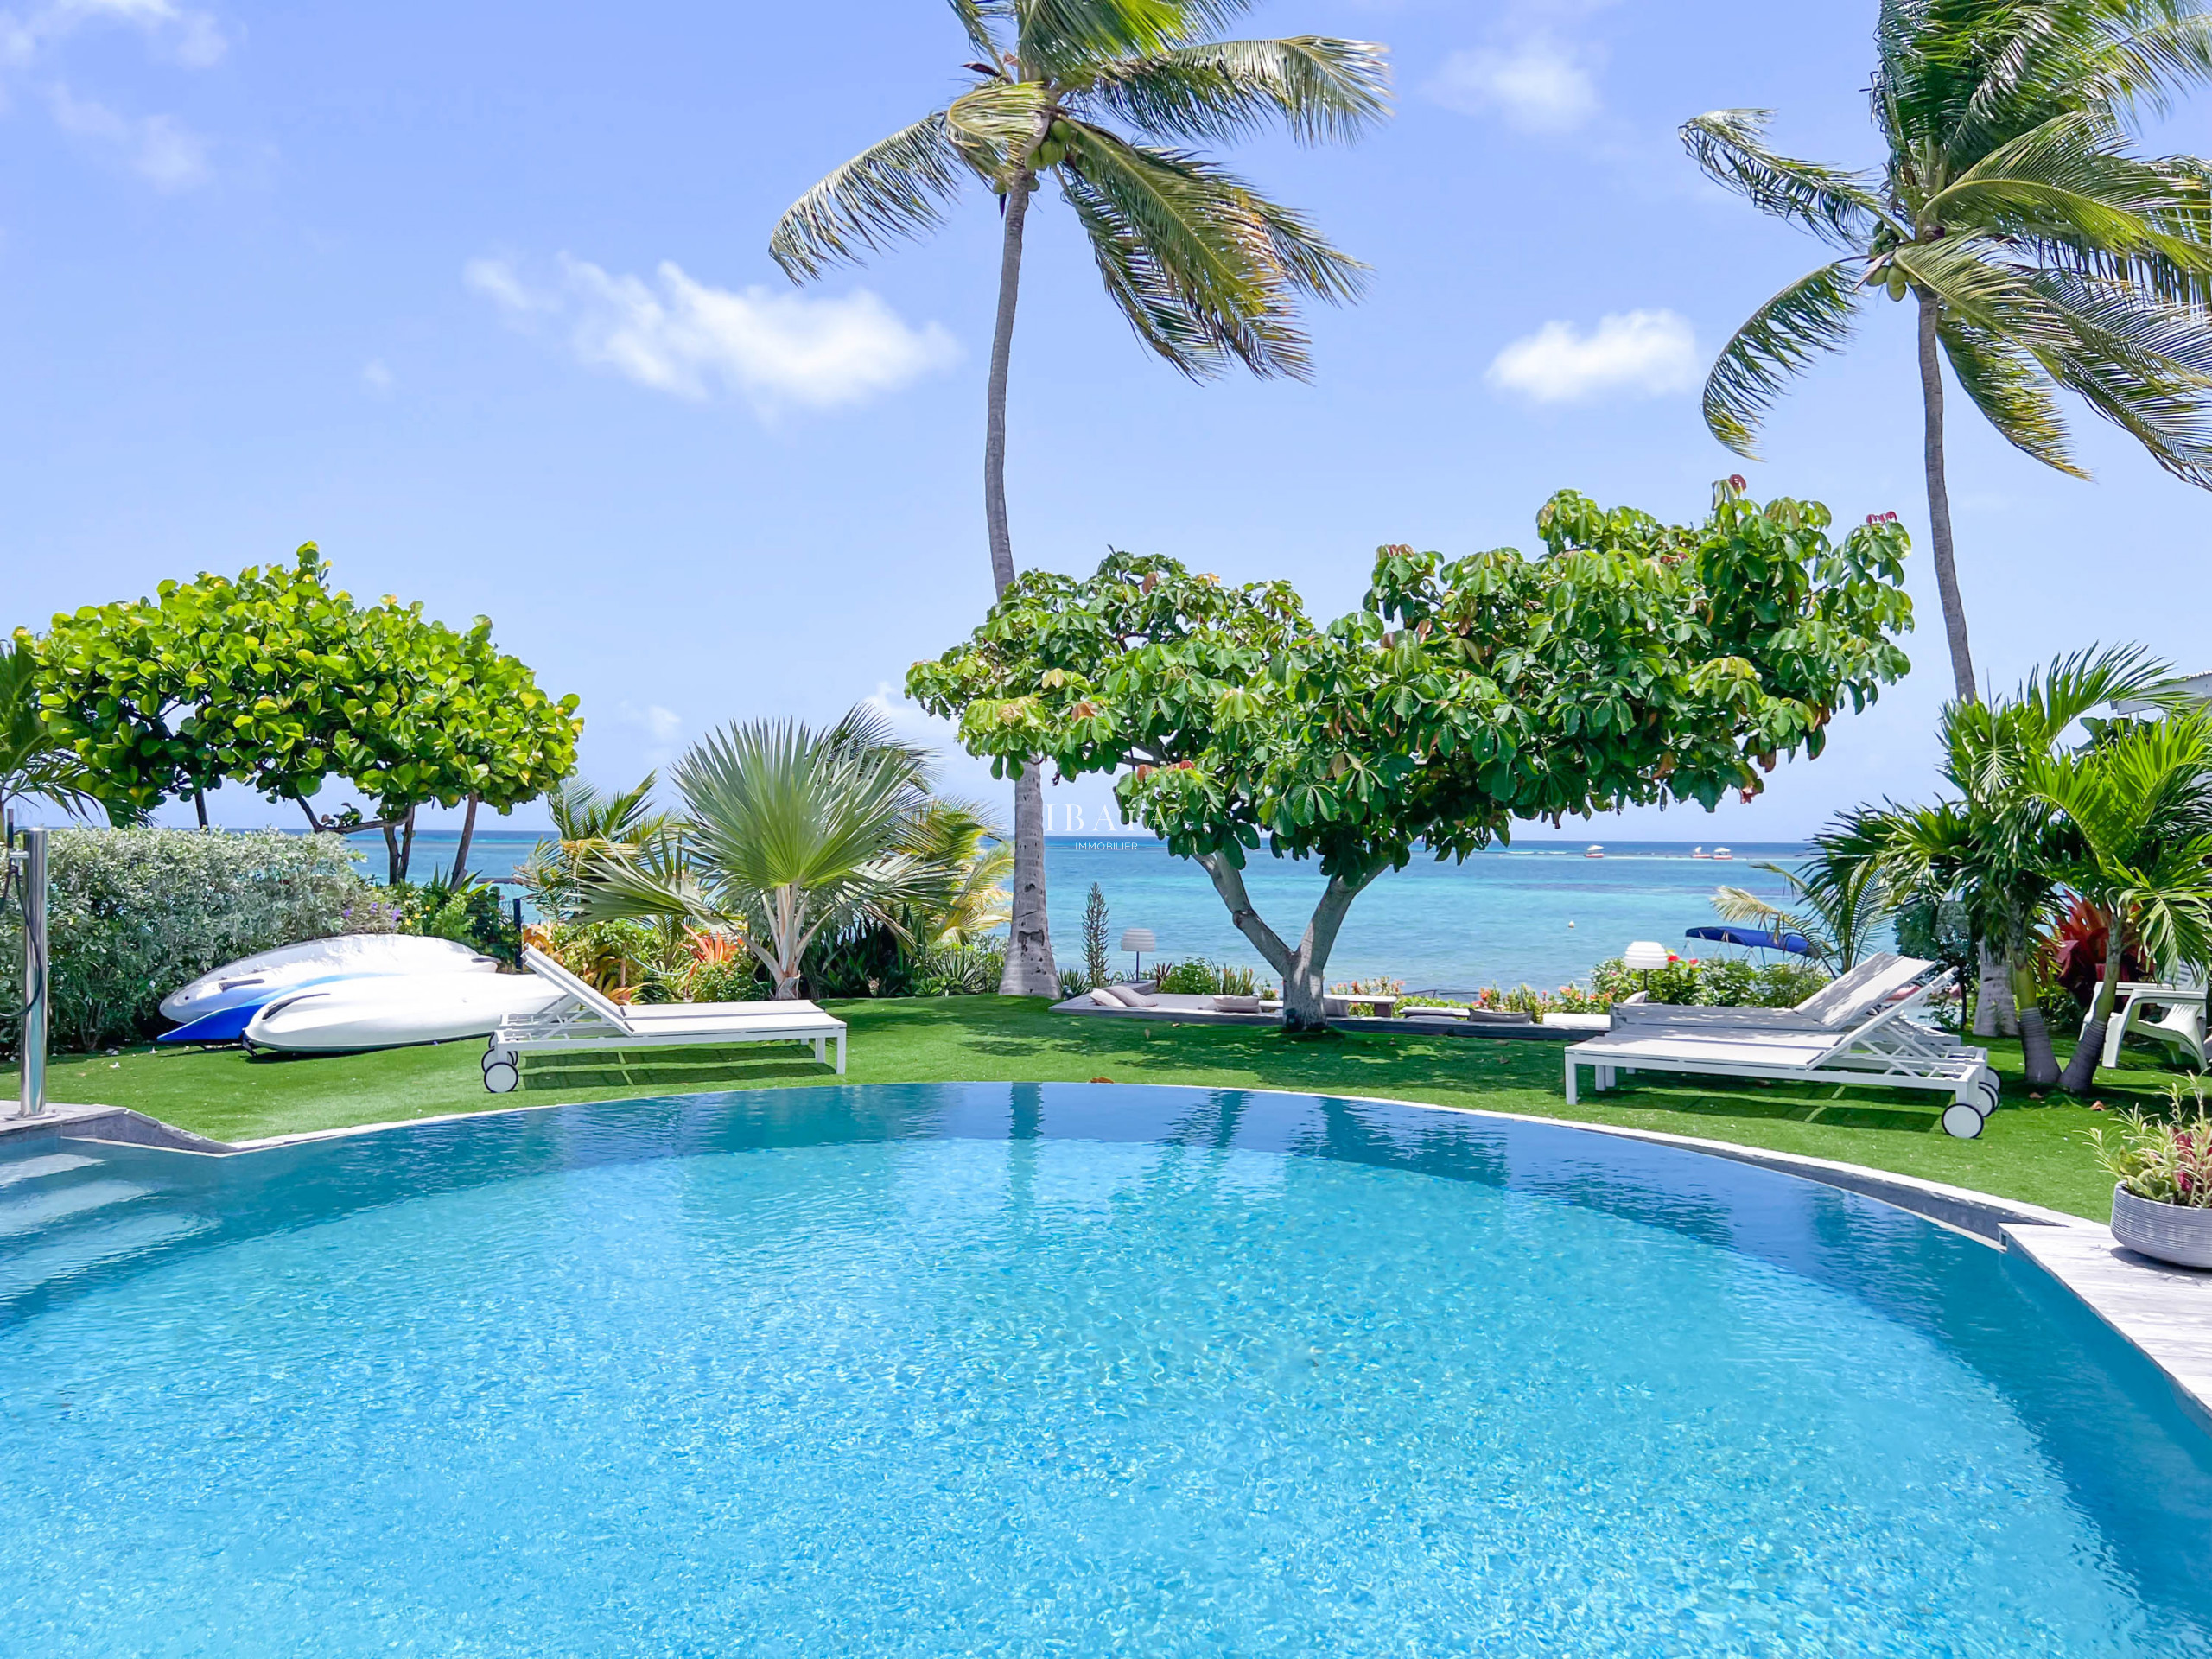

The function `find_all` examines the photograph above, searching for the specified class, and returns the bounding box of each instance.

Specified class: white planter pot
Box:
[2111,1185,2212,1270]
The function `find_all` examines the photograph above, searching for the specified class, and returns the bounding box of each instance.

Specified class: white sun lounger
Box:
[481,948,846,1092]
[1609,952,1936,1034]
[1567,970,1999,1138]
[2089,979,2208,1070]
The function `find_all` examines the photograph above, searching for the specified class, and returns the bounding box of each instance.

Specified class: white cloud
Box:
[466,254,960,414]
[48,83,207,188]
[1427,39,1599,134]
[615,702,683,771]
[361,359,394,393]
[1487,309,1700,403]
[1,0,226,68]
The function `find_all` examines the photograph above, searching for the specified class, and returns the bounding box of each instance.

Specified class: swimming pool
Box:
[3,1084,2208,1656]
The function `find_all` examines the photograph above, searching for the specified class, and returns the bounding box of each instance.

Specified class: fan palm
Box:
[1684,1,2212,702]
[2029,708,2212,1092]
[0,635,105,823]
[578,716,943,998]
[1863,645,2176,1085]
[771,0,1389,995]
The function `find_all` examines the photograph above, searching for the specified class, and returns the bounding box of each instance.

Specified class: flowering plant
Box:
[2090,1076,2212,1208]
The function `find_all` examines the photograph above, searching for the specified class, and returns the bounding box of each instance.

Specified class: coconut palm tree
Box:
[1862,645,2176,1087]
[903,799,1014,947]
[578,716,945,999]
[0,636,105,823]
[1683,1,2212,702]
[770,0,1389,995]
[2029,708,2212,1092]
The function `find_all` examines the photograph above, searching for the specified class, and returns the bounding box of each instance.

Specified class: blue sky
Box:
[7,0,2209,841]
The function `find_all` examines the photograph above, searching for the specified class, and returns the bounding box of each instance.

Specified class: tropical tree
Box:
[1713,826,1893,971]
[2029,708,2212,1093]
[902,799,1014,948]
[912,479,1915,1029]
[28,546,581,874]
[516,773,671,922]
[0,637,107,823]
[1862,645,2176,1086]
[771,0,1390,995]
[1684,1,2212,702]
[577,715,944,999]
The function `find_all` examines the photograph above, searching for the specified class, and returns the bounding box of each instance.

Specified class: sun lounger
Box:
[1608,952,1935,1033]
[1566,970,1999,1138]
[481,948,846,1092]
[2089,979,2209,1069]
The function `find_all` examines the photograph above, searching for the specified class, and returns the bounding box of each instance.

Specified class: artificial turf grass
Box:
[35,995,2183,1222]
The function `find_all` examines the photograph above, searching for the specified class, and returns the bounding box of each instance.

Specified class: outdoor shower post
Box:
[16,826,47,1120]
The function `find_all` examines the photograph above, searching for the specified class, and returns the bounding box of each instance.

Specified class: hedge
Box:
[0,829,391,1055]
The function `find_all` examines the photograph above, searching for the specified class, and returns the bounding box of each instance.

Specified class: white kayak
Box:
[162,935,499,1023]
[244,973,569,1053]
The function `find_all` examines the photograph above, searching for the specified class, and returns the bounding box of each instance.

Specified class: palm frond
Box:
[1680,110,1897,248]
[1019,0,1257,76]
[1080,36,1390,145]
[945,77,1054,176]
[948,0,1005,61]
[1057,123,1358,378]
[1702,260,1866,455]
[2085,7,2212,119]
[1938,310,2082,474]
[770,111,969,280]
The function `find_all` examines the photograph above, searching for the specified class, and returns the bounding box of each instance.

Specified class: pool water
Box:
[3,1084,2209,1656]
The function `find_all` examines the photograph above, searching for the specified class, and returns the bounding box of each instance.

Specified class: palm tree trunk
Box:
[1974,940,2018,1039]
[2059,923,2126,1095]
[450,792,480,886]
[987,169,1058,996]
[1917,292,1978,704]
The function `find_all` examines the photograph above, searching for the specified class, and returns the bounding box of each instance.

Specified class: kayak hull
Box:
[244,975,568,1054]
[162,935,499,1024]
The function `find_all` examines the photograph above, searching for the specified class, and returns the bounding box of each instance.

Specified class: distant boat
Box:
[1585,844,1605,859]
[1691,846,1710,859]
[1713,846,1733,861]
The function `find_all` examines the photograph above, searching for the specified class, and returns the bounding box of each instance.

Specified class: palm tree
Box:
[770,0,1389,994]
[0,636,105,823]
[1713,827,1893,972]
[578,716,944,998]
[2029,708,2212,1092]
[903,798,1014,948]
[1683,1,2212,702]
[517,772,672,923]
[1864,645,2175,1087]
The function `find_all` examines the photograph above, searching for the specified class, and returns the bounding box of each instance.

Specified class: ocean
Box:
[357,830,1802,993]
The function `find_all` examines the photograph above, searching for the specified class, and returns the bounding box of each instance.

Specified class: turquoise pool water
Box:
[5,1084,2208,1656]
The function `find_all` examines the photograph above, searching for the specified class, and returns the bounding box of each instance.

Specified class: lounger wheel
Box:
[1941,1102,1985,1140]
[483,1058,519,1095]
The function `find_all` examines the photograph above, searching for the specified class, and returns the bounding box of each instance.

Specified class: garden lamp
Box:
[1624,939,1669,998]
[1121,928,1156,982]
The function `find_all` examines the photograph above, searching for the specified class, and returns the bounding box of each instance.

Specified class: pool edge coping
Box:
[49,1078,2212,1426]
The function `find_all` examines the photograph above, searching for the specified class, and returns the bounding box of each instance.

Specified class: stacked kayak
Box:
[158,935,514,1051]
[243,974,568,1053]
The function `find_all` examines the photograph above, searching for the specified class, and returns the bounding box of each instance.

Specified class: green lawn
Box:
[40,997,2184,1223]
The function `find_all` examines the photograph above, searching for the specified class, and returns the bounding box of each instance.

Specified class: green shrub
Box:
[913,943,1006,997]
[1590,954,1828,1008]
[0,828,387,1054]
[1152,958,1274,997]
[391,874,520,963]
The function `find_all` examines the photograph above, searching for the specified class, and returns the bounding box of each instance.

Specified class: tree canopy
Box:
[910,479,1915,1027]
[26,546,581,842]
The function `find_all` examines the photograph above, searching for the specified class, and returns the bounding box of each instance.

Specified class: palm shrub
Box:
[0,636,107,823]
[1686,0,2212,701]
[772,0,1389,995]
[2028,709,2212,1092]
[1863,646,2175,1085]
[577,714,944,999]
[1713,824,1894,971]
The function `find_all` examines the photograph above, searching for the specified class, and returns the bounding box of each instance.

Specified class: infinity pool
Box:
[2,1084,2209,1656]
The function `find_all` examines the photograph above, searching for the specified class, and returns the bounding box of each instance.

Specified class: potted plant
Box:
[2092,1077,2212,1268]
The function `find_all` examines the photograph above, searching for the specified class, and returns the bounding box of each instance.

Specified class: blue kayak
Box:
[1683,924,1816,957]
